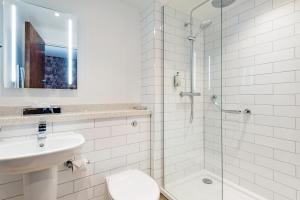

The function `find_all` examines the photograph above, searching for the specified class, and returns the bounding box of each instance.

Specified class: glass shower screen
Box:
[162,0,223,199]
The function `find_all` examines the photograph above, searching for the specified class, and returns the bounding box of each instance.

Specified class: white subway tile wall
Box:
[162,5,205,185]
[203,0,300,199]
[0,116,151,200]
[141,0,164,185]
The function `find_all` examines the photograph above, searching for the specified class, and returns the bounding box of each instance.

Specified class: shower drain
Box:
[202,178,213,184]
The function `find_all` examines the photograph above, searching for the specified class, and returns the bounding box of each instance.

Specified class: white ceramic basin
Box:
[0,132,85,174]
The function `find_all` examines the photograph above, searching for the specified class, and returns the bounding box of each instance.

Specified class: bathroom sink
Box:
[0,132,85,174]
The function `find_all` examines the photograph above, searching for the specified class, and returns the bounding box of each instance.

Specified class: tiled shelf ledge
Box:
[0,105,151,126]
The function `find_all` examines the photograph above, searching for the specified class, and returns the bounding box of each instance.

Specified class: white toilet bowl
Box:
[106,169,160,200]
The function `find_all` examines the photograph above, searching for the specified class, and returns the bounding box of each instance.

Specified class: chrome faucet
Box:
[38,121,47,141]
[43,106,54,114]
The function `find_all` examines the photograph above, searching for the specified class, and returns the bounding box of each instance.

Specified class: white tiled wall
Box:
[141,0,164,184]
[0,116,150,200]
[204,0,300,199]
[162,5,205,185]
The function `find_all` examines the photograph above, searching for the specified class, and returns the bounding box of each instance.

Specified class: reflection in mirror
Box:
[2,0,77,89]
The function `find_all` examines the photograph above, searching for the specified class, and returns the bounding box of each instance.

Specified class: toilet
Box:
[106,169,160,200]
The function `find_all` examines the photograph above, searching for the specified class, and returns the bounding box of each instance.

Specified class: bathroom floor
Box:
[160,194,168,200]
[165,171,265,200]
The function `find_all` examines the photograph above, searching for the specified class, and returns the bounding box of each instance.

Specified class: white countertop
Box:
[0,109,151,126]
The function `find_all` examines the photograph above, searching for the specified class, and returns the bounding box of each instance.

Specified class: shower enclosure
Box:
[163,0,223,199]
[162,0,300,200]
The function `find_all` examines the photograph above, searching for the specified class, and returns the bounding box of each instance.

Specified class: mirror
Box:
[2,0,77,89]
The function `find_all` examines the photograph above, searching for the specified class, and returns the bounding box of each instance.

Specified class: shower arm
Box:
[189,0,211,35]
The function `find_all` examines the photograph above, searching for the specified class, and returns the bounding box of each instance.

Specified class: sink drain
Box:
[202,178,213,184]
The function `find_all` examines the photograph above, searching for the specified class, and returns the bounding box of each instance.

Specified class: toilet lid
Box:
[106,170,160,200]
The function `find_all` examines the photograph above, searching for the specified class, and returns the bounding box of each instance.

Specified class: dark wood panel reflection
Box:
[25,22,45,88]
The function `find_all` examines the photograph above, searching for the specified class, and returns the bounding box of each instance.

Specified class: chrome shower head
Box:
[211,0,236,8]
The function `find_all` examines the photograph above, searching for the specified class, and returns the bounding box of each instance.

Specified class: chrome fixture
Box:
[222,109,242,114]
[223,109,251,115]
[180,92,201,97]
[23,106,61,115]
[131,120,138,127]
[181,0,212,123]
[211,95,251,115]
[185,20,212,38]
[65,160,74,170]
[202,178,213,184]
[200,20,212,30]
[211,95,220,107]
[182,0,236,123]
[38,121,47,147]
[211,0,236,8]
[188,36,197,41]
[64,159,90,172]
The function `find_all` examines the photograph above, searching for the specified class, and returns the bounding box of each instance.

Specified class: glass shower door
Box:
[162,0,223,199]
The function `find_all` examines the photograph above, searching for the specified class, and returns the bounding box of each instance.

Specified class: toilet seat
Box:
[106,169,160,200]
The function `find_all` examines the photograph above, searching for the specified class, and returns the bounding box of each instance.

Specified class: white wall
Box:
[0,0,141,106]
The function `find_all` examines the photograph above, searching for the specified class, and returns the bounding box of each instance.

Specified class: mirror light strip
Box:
[68,19,73,85]
[11,4,16,83]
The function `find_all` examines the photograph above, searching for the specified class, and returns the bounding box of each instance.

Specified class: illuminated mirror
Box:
[1,0,78,89]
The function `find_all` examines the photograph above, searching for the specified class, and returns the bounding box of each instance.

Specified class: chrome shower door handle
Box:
[180,92,201,97]
[222,109,242,114]
[222,109,252,115]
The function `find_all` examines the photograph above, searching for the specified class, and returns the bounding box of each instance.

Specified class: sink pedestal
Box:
[23,167,57,200]
[0,133,85,200]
